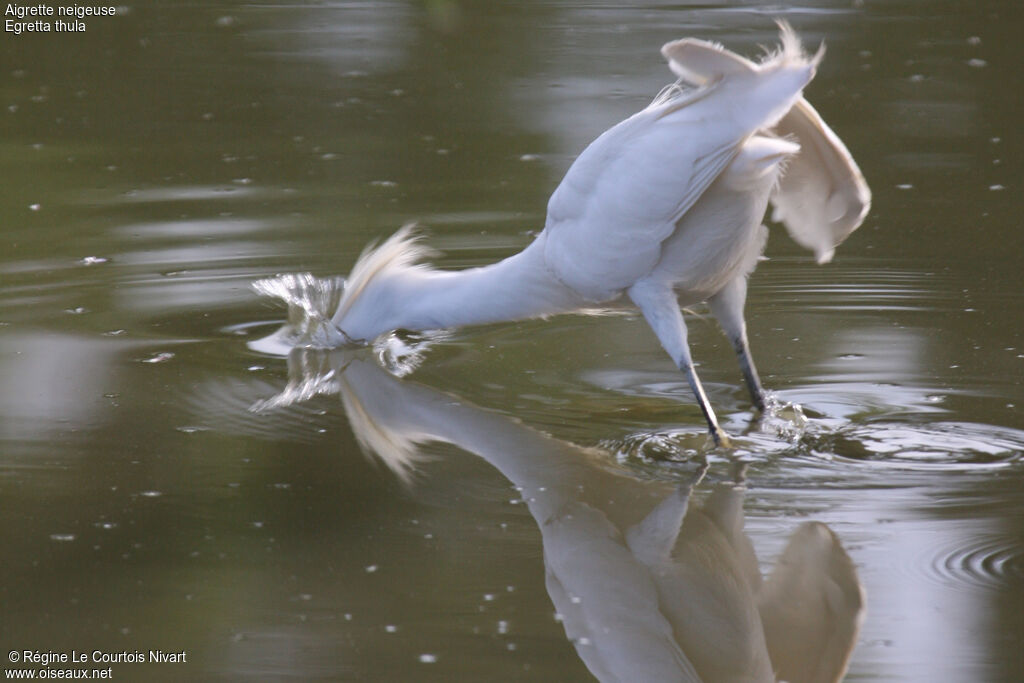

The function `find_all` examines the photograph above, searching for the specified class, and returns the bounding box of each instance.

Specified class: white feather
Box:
[298,24,870,445]
[770,98,872,263]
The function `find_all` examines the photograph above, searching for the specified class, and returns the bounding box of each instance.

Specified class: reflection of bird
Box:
[249,336,865,682]
[323,23,870,446]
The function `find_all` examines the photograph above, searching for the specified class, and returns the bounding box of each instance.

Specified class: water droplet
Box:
[141,352,175,364]
[967,58,987,68]
[79,256,109,266]
[50,534,76,542]
[365,564,379,573]
[139,491,162,498]
[418,654,437,664]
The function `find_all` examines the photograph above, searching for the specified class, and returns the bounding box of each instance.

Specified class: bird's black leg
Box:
[681,361,731,447]
[733,333,766,412]
[629,280,733,448]
[709,275,766,412]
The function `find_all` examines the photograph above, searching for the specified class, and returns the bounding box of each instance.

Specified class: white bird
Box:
[323,23,871,446]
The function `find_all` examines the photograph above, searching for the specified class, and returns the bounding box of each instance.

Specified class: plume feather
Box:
[333,223,437,325]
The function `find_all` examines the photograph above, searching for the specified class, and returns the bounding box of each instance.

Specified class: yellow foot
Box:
[711,429,733,449]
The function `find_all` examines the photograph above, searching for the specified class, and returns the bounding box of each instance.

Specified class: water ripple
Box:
[909,534,1024,592]
[754,263,964,313]
[816,421,1024,471]
[182,374,335,445]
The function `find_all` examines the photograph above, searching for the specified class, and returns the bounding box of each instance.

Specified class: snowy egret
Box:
[323,23,870,446]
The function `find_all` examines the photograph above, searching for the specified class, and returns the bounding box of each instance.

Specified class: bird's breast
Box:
[648,173,773,302]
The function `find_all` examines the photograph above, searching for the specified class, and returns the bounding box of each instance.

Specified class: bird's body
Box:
[321,24,870,445]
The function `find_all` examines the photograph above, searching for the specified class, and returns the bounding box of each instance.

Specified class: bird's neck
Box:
[335,239,584,342]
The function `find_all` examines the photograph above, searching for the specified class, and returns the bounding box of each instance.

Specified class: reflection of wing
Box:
[701,482,762,594]
[544,502,703,683]
[758,522,866,683]
[770,98,872,264]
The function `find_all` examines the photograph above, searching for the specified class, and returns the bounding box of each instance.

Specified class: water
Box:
[2,1,1022,680]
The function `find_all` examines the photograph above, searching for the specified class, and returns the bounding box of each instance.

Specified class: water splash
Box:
[758,393,809,443]
[374,330,448,378]
[250,273,444,378]
[251,273,350,348]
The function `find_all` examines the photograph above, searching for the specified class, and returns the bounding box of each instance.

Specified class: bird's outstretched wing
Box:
[770,98,871,263]
[541,24,820,302]
[662,31,870,264]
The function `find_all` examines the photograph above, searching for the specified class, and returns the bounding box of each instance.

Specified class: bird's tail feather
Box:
[661,21,822,86]
[332,223,436,326]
